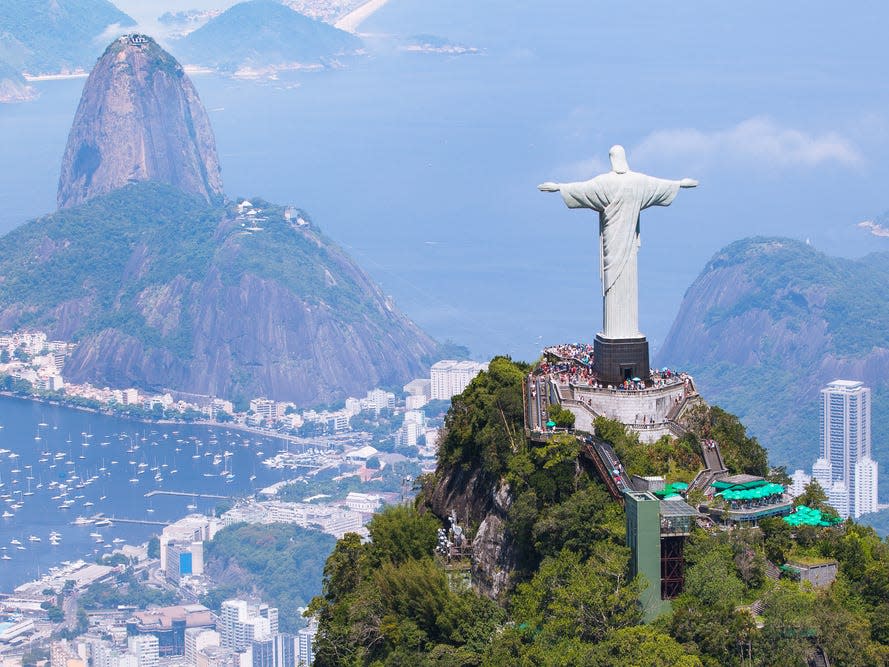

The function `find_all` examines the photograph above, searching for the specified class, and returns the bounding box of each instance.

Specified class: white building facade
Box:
[816,380,878,518]
[430,360,488,400]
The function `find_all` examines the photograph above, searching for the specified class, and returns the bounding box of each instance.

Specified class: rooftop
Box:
[824,379,866,391]
[130,604,214,631]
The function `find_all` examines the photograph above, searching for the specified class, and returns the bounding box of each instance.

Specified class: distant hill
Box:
[0,59,35,103]
[0,0,135,75]
[0,182,438,405]
[172,0,361,72]
[657,237,889,479]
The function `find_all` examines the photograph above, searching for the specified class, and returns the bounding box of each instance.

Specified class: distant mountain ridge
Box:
[171,0,361,73]
[657,237,889,474]
[0,0,135,75]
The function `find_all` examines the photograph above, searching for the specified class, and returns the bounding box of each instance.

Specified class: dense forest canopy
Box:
[308,357,889,665]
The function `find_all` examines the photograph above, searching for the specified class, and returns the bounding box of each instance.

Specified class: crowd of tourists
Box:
[533,344,694,394]
[537,343,598,385]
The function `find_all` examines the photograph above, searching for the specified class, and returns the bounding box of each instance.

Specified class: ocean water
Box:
[0,395,295,592]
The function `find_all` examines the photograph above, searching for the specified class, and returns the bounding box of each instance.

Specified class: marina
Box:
[0,395,301,592]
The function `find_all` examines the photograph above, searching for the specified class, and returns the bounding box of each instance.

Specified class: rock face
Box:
[657,237,889,468]
[422,465,517,601]
[57,35,223,209]
[0,183,438,405]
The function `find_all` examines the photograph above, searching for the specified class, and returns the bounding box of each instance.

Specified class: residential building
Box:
[812,458,832,493]
[854,457,879,517]
[220,600,277,652]
[273,634,296,667]
[403,378,431,400]
[818,380,878,518]
[430,360,487,400]
[51,640,84,667]
[827,482,850,519]
[196,646,239,667]
[165,540,204,583]
[296,622,317,667]
[363,389,395,411]
[250,399,279,422]
[343,492,382,513]
[185,629,220,665]
[127,635,159,667]
[789,469,811,498]
[160,515,221,571]
[252,639,274,667]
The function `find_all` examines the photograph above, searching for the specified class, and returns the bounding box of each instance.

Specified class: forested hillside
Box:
[309,357,889,666]
[658,237,889,483]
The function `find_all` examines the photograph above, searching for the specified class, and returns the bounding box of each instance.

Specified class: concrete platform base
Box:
[594,334,650,386]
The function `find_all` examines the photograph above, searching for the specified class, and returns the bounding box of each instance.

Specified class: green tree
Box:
[367,504,438,566]
[760,516,794,564]
[147,536,160,559]
[753,581,817,667]
[439,356,529,477]
[670,536,753,667]
[546,403,575,429]
[586,626,704,667]
[794,479,831,511]
[511,545,641,647]
[531,481,622,561]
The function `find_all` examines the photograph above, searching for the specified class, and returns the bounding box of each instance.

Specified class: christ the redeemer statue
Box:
[539,145,697,341]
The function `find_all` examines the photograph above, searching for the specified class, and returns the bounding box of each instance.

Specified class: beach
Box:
[335,0,392,33]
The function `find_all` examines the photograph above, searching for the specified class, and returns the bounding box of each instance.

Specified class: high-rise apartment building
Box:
[220,600,277,652]
[816,380,878,518]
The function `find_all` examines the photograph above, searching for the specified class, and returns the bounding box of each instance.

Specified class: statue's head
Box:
[609,145,629,174]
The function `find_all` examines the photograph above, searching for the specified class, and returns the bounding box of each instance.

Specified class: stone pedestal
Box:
[594,334,650,386]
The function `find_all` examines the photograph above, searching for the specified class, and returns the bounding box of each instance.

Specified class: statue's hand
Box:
[679,178,699,188]
[537,182,560,192]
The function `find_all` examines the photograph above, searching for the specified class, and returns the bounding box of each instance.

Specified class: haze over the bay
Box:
[2,0,888,362]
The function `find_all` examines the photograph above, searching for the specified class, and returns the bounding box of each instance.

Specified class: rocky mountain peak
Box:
[57,34,223,209]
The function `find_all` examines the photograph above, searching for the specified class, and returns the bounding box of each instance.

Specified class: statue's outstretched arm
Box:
[679,178,698,188]
[538,182,560,192]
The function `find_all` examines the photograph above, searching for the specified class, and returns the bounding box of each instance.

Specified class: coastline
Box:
[335,0,392,33]
[0,390,306,446]
[23,71,88,82]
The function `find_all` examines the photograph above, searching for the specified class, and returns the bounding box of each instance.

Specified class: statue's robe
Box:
[559,171,680,339]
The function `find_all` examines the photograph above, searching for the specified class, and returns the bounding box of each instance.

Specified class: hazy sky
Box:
[5,0,889,360]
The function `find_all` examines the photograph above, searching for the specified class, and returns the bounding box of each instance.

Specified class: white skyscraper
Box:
[854,457,879,517]
[820,380,874,517]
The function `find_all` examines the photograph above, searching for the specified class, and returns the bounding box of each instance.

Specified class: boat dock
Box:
[143,490,231,500]
[101,517,170,526]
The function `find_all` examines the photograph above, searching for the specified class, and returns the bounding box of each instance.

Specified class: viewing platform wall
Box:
[560,381,690,442]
